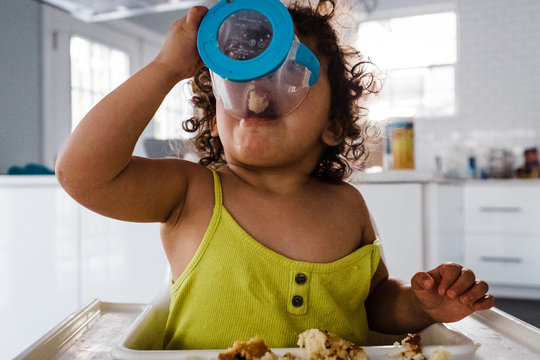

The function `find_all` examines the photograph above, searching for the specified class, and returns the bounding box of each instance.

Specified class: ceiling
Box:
[41,0,205,22]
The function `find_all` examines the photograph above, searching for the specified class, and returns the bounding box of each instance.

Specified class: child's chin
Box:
[236,142,281,162]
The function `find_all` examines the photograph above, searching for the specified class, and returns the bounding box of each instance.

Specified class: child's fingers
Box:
[430,263,463,296]
[186,6,209,31]
[445,268,476,299]
[411,271,435,291]
[473,294,496,311]
[156,5,209,79]
[458,280,490,305]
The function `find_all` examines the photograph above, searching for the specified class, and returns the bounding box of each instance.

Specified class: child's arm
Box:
[55,7,208,223]
[366,260,495,334]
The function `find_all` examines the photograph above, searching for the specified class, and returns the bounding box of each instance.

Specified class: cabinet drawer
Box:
[464,185,540,234]
[464,234,540,286]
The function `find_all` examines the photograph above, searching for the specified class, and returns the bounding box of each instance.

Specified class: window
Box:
[69,35,192,141]
[358,12,456,120]
[43,5,187,167]
[153,80,193,140]
[70,36,130,130]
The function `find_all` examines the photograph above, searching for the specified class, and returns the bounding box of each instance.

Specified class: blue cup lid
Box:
[197,0,294,82]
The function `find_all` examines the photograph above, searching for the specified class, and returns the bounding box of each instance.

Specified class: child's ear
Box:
[321,120,343,146]
[210,115,219,137]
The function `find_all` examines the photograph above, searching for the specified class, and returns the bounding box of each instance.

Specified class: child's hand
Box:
[154,6,209,81]
[411,263,495,323]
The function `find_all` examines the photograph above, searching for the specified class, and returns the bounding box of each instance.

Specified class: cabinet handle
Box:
[479,206,522,213]
[480,256,523,263]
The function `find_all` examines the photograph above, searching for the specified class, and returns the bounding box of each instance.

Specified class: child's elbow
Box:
[55,164,70,190]
[55,152,87,196]
[55,159,75,195]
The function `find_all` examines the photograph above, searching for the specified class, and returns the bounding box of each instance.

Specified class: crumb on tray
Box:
[390,333,452,360]
[218,336,272,360]
[297,329,368,360]
[428,347,451,360]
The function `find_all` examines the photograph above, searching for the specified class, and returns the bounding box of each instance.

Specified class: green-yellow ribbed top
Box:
[163,169,381,349]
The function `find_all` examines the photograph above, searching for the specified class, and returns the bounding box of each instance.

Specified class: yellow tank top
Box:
[163,169,381,350]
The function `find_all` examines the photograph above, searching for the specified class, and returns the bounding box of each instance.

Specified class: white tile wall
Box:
[457,0,540,129]
[374,0,540,175]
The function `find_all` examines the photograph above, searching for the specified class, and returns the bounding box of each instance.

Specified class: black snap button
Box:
[292,295,304,307]
[295,273,307,285]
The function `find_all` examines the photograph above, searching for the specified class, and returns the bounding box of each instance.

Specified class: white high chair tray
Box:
[15,299,540,360]
[111,300,477,360]
[14,299,145,360]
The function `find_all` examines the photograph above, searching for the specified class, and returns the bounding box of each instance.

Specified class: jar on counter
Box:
[390,120,415,169]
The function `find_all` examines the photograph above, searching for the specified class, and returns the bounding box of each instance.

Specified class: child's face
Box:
[212,34,339,171]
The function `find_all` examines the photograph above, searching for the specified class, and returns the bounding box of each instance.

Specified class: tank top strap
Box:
[210,168,223,208]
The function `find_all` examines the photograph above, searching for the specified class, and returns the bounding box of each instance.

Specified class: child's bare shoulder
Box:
[160,158,215,195]
[325,179,369,208]
[156,157,213,185]
[326,180,376,245]
[159,159,215,223]
[313,180,370,220]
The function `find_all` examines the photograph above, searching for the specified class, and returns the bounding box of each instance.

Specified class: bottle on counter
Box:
[468,156,478,179]
[389,118,415,170]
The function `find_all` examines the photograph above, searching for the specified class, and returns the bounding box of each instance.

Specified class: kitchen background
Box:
[1,0,540,358]
[2,0,540,175]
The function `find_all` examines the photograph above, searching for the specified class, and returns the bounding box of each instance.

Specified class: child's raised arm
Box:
[55,6,208,223]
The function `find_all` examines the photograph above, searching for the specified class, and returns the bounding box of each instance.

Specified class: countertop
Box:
[351,170,540,185]
[2,172,540,186]
[0,172,448,186]
[350,170,447,183]
[0,175,58,186]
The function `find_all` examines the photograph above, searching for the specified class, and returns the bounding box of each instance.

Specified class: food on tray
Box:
[397,333,423,359]
[390,333,451,360]
[218,336,275,360]
[427,347,451,360]
[297,329,368,360]
[219,329,366,360]
[218,330,451,360]
[248,89,270,114]
[218,336,298,360]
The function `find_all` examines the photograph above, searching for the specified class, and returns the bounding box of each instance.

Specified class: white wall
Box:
[411,0,540,175]
[0,0,43,174]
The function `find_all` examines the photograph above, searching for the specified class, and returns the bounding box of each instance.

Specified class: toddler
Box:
[55,0,494,350]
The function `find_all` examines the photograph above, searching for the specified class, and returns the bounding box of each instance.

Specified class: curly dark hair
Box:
[179,0,381,183]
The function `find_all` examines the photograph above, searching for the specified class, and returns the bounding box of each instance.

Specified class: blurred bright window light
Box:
[70,36,130,131]
[153,80,194,140]
[70,35,192,140]
[358,12,456,120]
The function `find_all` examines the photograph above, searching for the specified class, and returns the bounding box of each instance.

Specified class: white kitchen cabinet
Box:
[0,176,168,358]
[80,207,165,304]
[425,183,464,268]
[466,234,540,286]
[0,179,79,359]
[463,182,540,299]
[354,183,424,281]
[464,184,540,234]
